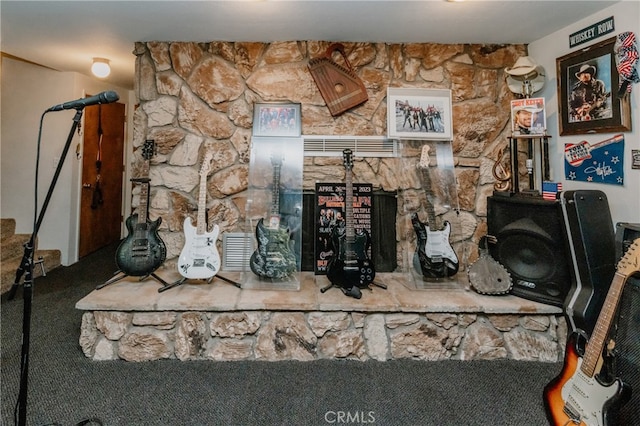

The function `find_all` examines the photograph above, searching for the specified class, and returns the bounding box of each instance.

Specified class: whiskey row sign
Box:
[569,16,615,48]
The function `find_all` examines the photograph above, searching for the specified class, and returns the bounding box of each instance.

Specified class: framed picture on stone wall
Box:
[252,102,301,137]
[556,36,631,136]
[387,88,453,140]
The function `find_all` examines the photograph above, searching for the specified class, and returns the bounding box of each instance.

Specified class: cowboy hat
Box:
[575,64,596,77]
[513,104,543,114]
[505,56,543,77]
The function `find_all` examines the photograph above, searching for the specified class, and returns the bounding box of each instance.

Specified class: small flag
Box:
[542,181,563,200]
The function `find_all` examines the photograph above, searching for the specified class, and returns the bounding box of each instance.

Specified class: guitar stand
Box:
[158,274,242,293]
[96,270,170,290]
[320,281,386,299]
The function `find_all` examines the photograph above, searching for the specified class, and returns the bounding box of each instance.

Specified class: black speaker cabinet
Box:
[487,195,572,306]
[560,190,616,335]
[610,275,640,425]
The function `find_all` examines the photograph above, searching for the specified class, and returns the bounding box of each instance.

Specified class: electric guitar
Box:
[411,145,459,278]
[249,154,297,279]
[326,149,375,295]
[115,140,167,276]
[564,134,624,167]
[543,238,639,426]
[177,151,221,280]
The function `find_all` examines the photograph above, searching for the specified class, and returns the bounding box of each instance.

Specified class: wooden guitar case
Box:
[308,43,368,116]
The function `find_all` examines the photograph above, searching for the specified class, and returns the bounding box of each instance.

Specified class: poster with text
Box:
[564,134,624,185]
[314,182,372,275]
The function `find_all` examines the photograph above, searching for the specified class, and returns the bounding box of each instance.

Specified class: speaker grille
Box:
[221,232,252,271]
[611,276,640,423]
[487,195,571,307]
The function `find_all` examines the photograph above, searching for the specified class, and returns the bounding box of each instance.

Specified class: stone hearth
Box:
[76,269,565,362]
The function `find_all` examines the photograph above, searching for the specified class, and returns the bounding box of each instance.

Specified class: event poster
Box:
[314,182,372,275]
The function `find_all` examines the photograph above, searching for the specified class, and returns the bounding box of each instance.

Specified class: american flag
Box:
[542,181,563,201]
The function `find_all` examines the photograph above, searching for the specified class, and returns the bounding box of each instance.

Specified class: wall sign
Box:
[569,16,615,48]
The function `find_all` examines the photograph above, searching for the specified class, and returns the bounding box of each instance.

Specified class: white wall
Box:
[1,57,133,265]
[529,1,640,226]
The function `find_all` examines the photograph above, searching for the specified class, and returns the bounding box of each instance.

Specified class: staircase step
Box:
[1,234,31,261]
[1,218,16,240]
[1,249,62,295]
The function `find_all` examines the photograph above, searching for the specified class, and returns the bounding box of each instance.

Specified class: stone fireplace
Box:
[75,40,568,363]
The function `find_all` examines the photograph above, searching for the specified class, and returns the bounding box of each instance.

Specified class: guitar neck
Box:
[196,173,208,234]
[580,271,627,377]
[138,160,150,224]
[345,167,355,242]
[270,164,281,218]
[418,167,437,229]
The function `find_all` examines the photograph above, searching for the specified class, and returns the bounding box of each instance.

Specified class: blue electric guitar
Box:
[177,151,221,280]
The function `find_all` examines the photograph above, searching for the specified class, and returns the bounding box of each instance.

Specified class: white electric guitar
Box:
[177,151,221,280]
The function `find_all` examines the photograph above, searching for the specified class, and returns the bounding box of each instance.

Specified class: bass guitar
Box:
[543,238,639,426]
[115,140,167,276]
[411,144,459,278]
[177,151,221,280]
[249,153,297,279]
[326,149,375,297]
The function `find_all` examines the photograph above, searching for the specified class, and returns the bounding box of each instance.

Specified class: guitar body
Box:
[115,214,167,276]
[177,217,221,280]
[543,332,631,426]
[411,213,459,278]
[326,223,376,289]
[249,218,297,279]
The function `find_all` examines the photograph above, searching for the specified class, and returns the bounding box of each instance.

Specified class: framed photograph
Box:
[387,88,453,140]
[511,97,546,135]
[556,36,631,136]
[252,102,301,137]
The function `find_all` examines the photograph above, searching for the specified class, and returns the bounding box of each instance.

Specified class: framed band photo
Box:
[387,88,453,140]
[252,102,301,137]
[556,37,631,136]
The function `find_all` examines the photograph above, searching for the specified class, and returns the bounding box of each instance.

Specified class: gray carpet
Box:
[2,243,561,426]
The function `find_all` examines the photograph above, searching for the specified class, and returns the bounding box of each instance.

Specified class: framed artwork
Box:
[387,88,453,140]
[556,36,631,136]
[252,102,301,137]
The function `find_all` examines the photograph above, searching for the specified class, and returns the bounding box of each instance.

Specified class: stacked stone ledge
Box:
[80,310,567,362]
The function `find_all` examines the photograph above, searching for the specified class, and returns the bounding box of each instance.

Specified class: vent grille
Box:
[303,135,398,157]
[222,232,252,271]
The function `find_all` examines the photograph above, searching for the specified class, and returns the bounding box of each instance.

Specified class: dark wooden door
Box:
[79,101,125,258]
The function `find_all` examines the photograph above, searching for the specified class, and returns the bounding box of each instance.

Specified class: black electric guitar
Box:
[249,154,297,279]
[411,144,459,278]
[326,149,375,294]
[543,238,639,426]
[115,140,167,276]
[177,150,221,280]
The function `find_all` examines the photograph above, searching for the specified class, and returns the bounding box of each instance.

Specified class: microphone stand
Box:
[7,108,85,426]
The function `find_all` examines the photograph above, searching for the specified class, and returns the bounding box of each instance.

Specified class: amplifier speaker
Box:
[610,274,640,424]
[487,195,572,306]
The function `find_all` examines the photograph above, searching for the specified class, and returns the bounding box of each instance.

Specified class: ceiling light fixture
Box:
[91,58,111,78]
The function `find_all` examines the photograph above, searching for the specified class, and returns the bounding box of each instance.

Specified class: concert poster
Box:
[314,182,372,275]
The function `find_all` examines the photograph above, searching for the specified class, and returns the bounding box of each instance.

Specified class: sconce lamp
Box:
[91,58,111,78]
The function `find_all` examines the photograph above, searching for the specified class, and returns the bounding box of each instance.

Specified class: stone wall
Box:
[133,41,527,270]
[80,310,566,362]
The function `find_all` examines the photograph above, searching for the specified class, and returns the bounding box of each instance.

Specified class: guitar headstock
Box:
[617,238,640,277]
[342,149,353,171]
[142,139,156,161]
[418,144,431,169]
[200,150,214,177]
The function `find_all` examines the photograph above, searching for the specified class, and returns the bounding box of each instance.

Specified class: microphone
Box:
[46,91,119,112]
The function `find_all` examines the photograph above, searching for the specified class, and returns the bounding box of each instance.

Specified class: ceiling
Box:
[1,1,620,90]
